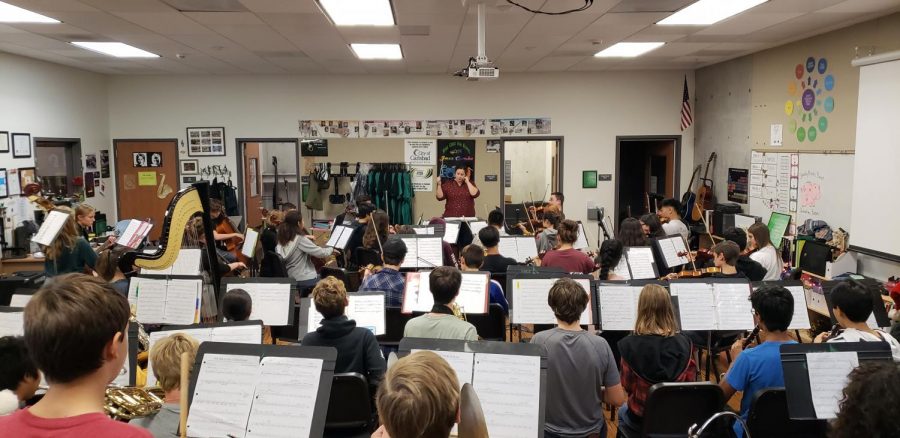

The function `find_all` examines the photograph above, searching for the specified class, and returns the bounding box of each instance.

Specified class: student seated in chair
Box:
[372,351,460,438]
[302,277,386,391]
[0,336,41,416]
[616,284,696,438]
[720,285,796,438]
[477,226,519,275]
[222,289,273,344]
[360,238,408,307]
[830,361,900,438]
[746,222,783,281]
[813,281,900,361]
[541,220,595,275]
[720,227,767,281]
[658,198,690,241]
[459,244,509,314]
[0,274,151,437]
[130,333,199,438]
[710,241,744,278]
[535,211,561,255]
[471,209,507,247]
[531,278,625,438]
[403,267,478,341]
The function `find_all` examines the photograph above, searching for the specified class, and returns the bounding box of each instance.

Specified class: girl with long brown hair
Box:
[43,207,98,276]
[747,222,782,281]
[276,210,334,289]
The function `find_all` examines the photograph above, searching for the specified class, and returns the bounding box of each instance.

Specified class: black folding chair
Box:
[747,388,827,438]
[641,382,726,438]
[259,251,288,278]
[376,307,415,347]
[352,247,382,268]
[324,373,374,438]
[465,304,506,341]
[321,266,351,288]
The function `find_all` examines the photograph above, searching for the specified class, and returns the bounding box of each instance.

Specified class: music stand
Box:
[299,292,387,338]
[504,203,528,231]
[821,280,891,328]
[220,277,297,327]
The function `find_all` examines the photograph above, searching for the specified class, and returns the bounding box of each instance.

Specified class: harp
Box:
[119,181,221,298]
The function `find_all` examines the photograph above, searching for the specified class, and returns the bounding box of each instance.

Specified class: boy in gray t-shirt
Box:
[403,266,478,341]
[531,278,625,438]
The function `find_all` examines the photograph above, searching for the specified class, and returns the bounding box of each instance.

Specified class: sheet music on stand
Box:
[399,236,443,269]
[9,294,32,308]
[186,342,336,438]
[780,342,891,420]
[574,222,590,250]
[655,236,690,269]
[443,221,462,244]
[411,226,436,236]
[402,271,489,314]
[497,236,539,263]
[325,225,355,249]
[623,247,659,280]
[468,220,488,240]
[753,281,812,330]
[509,274,595,325]
[400,338,546,438]
[31,210,70,246]
[300,292,386,337]
[140,248,202,276]
[241,228,259,258]
[116,219,154,249]
[597,283,645,331]
[127,276,202,325]
[669,279,754,330]
[223,278,294,326]
[145,320,263,387]
[0,307,25,337]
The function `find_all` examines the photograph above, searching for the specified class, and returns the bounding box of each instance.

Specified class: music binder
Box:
[654,235,690,269]
[127,275,203,325]
[399,338,547,438]
[497,236,539,263]
[574,222,590,250]
[618,247,659,280]
[752,280,812,330]
[668,278,755,331]
[187,342,336,438]
[241,228,259,258]
[299,292,387,338]
[820,280,891,328]
[595,281,677,331]
[507,272,597,325]
[780,342,891,420]
[31,210,70,246]
[117,219,154,249]
[399,236,444,269]
[443,221,462,245]
[402,271,490,315]
[325,225,355,249]
[144,320,263,387]
[221,278,296,326]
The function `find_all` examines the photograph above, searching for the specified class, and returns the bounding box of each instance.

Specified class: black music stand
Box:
[504,203,528,231]
[220,277,297,326]
[298,292,387,339]
[506,271,598,339]
[821,280,891,328]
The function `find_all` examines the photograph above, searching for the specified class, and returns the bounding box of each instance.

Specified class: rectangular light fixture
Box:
[0,1,59,23]
[319,0,395,26]
[594,42,665,58]
[658,0,768,25]
[351,43,402,60]
[71,42,160,58]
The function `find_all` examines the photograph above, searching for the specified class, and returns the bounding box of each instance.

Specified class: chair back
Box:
[377,307,415,346]
[642,382,725,437]
[489,273,507,297]
[260,251,288,278]
[353,247,382,268]
[465,304,506,341]
[458,383,489,438]
[321,266,350,288]
[325,372,372,432]
[748,388,828,438]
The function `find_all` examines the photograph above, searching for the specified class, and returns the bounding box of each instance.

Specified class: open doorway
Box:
[236,139,299,228]
[34,138,82,198]
[501,138,562,208]
[615,136,681,226]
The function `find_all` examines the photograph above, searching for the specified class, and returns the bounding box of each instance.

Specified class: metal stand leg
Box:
[705,331,713,382]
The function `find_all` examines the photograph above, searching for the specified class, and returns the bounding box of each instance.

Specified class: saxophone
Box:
[451,302,467,322]
[104,386,165,421]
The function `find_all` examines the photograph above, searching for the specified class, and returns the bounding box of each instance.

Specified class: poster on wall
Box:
[786,56,834,144]
[186,127,226,156]
[100,150,110,178]
[404,139,436,165]
[361,120,425,138]
[489,118,551,136]
[438,139,476,181]
[85,172,95,197]
[85,154,97,171]
[410,166,434,192]
[727,168,749,203]
[0,169,8,198]
[299,120,359,138]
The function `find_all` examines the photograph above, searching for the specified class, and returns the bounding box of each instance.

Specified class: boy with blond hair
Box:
[130,333,200,437]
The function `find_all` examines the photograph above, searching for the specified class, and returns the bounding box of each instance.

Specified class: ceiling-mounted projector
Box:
[453,1,499,81]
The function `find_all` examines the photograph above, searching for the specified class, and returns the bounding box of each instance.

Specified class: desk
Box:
[1,256,45,275]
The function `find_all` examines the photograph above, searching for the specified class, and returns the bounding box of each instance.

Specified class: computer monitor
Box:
[767,212,791,249]
[798,240,832,277]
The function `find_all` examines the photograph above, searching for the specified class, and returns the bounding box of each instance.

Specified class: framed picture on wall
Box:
[12,133,31,158]
[186,127,226,157]
[582,170,598,189]
[0,132,9,153]
[249,158,259,197]
[0,168,8,198]
[180,159,199,175]
[18,167,36,190]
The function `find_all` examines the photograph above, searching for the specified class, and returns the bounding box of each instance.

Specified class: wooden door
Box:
[114,140,179,241]
[243,142,263,227]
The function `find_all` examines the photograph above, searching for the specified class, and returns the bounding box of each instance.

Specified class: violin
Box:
[678,249,715,266]
[662,266,722,280]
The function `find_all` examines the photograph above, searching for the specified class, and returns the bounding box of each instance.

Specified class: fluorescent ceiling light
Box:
[0,1,59,23]
[319,0,395,26]
[351,43,402,60]
[658,0,768,25]
[594,42,665,58]
[71,42,160,58]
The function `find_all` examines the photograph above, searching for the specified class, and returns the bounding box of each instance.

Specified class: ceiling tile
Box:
[696,12,805,36]
[79,0,175,13]
[820,0,900,13]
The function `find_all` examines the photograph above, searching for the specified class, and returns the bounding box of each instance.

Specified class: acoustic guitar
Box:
[691,152,717,222]
[680,165,702,220]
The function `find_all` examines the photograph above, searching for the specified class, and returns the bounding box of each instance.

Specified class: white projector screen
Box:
[850,55,900,260]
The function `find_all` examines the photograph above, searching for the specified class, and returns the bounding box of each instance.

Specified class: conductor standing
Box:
[436,166,479,218]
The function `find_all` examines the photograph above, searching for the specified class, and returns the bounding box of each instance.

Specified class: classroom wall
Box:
[108,71,695,233]
[695,12,900,279]
[0,52,113,227]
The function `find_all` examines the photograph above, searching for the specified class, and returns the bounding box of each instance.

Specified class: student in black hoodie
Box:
[721,227,767,281]
[617,284,696,438]
[301,276,386,392]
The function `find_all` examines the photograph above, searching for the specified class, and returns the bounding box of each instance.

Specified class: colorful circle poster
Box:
[785,56,835,142]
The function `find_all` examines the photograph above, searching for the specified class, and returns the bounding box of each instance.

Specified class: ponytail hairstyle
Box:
[557,220,580,245]
[277,210,304,246]
[596,239,624,281]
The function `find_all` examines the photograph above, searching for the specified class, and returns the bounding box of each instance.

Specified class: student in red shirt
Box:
[0,274,151,438]
[435,166,479,218]
[541,220,596,274]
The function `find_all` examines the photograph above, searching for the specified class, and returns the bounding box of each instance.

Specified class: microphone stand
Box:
[596,208,611,247]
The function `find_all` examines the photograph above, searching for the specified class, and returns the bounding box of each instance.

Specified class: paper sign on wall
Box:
[410,166,434,192]
[138,171,157,186]
[771,124,784,146]
[404,139,436,165]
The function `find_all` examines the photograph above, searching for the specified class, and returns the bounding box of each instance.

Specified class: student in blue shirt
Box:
[720,284,796,437]
[459,244,509,314]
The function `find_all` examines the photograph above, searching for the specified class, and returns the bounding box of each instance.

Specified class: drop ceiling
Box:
[0,0,898,75]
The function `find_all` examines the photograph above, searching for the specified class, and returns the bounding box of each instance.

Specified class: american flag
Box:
[681,76,693,131]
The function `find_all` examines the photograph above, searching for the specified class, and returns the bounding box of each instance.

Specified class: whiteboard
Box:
[748,150,854,233]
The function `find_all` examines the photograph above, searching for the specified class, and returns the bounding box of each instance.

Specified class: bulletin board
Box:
[748,150,854,232]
